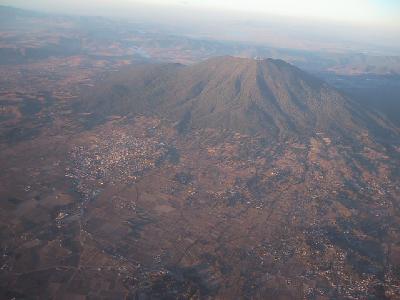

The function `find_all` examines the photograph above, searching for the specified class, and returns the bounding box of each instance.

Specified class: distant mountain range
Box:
[1,5,400,76]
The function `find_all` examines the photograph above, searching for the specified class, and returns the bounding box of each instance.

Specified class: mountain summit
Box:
[81,56,396,140]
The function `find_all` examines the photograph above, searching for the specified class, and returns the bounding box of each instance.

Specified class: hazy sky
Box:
[2,0,399,28]
[1,0,399,53]
[141,0,400,26]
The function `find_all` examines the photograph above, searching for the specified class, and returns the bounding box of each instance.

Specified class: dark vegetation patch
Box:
[156,146,180,166]
[125,210,154,238]
[171,264,219,296]
[246,175,264,200]
[2,126,41,143]
[324,226,384,263]
[126,220,153,238]
[305,235,326,253]
[7,197,22,205]
[357,218,388,239]
[81,114,106,130]
[36,226,58,241]
[343,178,367,194]
[0,113,14,122]
[0,288,27,300]
[174,172,193,185]
[337,216,389,240]
[347,253,384,279]
[20,99,43,116]
[111,84,130,97]
[21,218,40,231]
[353,152,377,172]
[61,237,81,255]
[186,81,205,100]
[135,264,219,299]
[336,191,357,209]
[175,111,192,134]
[225,191,246,207]
[234,77,242,96]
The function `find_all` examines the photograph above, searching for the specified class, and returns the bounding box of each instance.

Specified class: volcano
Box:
[2,56,400,299]
[81,56,397,142]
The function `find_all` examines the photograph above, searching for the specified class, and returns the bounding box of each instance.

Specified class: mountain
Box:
[69,57,400,298]
[2,56,400,299]
[0,5,46,20]
[80,56,397,141]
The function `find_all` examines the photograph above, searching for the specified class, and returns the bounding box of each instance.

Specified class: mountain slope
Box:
[80,56,398,141]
